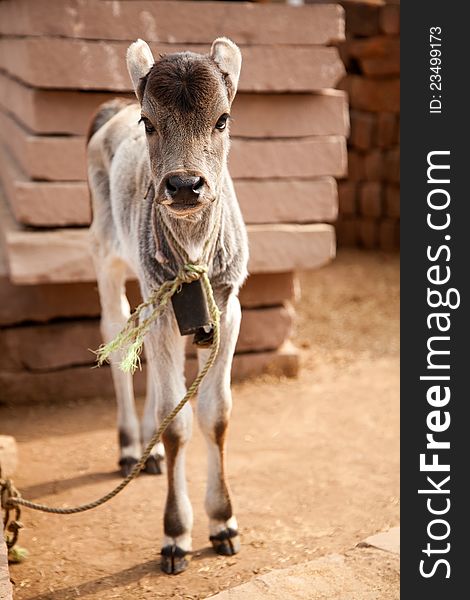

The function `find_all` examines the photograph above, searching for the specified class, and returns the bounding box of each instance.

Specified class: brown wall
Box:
[309,0,400,250]
[0,0,348,402]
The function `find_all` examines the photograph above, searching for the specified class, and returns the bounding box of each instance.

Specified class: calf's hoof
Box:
[118,456,138,477]
[160,545,190,575]
[210,528,241,556]
[144,454,165,475]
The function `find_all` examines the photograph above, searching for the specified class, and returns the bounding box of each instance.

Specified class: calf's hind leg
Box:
[197,293,242,556]
[141,369,166,474]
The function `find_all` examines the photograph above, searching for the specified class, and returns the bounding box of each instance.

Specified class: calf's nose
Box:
[165,174,204,203]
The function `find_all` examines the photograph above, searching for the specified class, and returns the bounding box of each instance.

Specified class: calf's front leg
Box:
[197,293,242,556]
[144,312,193,574]
[94,254,141,476]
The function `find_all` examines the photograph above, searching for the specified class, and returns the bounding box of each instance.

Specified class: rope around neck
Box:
[93,197,223,374]
[3,268,220,516]
[95,263,212,374]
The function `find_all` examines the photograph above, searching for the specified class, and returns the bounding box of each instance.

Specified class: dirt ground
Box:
[1,249,400,599]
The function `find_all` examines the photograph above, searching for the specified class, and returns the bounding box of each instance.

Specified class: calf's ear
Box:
[126,39,154,103]
[210,37,242,103]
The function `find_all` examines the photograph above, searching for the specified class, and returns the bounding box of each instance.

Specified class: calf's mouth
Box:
[166,202,206,218]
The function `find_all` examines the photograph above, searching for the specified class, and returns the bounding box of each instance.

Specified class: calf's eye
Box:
[139,116,155,134]
[215,113,230,131]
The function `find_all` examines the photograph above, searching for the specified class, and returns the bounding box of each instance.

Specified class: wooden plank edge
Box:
[0,344,300,404]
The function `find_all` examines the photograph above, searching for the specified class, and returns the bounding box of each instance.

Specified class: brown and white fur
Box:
[87,38,248,574]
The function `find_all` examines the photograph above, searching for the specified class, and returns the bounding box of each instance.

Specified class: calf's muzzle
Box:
[164,172,206,206]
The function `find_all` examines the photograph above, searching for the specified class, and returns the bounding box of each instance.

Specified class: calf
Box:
[87,38,248,574]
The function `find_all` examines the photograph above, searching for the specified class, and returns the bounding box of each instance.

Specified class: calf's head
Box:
[127,38,241,219]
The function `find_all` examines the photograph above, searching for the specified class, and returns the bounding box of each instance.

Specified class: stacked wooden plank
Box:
[0,0,348,403]
[336,0,400,250]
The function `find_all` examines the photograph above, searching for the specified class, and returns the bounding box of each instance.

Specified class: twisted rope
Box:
[3,269,220,515]
[3,201,223,518]
[1,470,23,548]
